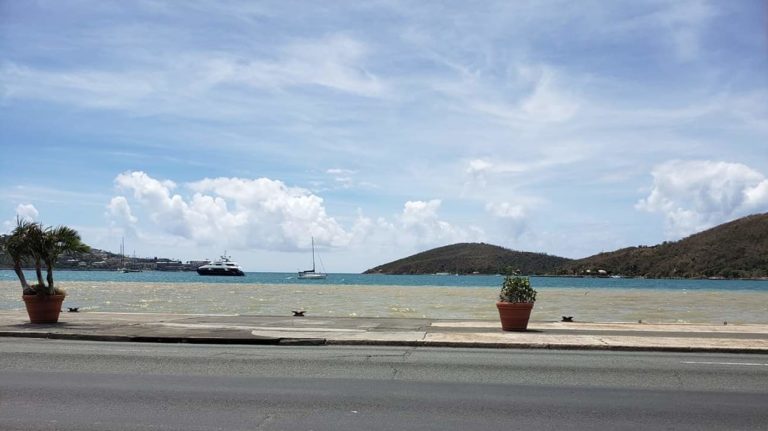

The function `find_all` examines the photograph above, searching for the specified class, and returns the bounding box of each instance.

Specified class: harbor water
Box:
[1,271,767,324]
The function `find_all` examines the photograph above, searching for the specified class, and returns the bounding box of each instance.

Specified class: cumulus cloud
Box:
[342,201,484,252]
[2,203,39,233]
[401,200,441,226]
[105,196,139,238]
[15,203,39,222]
[111,171,350,251]
[108,171,483,253]
[106,196,138,224]
[636,160,768,237]
[396,199,481,246]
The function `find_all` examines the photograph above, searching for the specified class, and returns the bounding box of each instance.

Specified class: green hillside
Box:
[563,212,768,279]
[363,242,572,275]
[363,213,768,278]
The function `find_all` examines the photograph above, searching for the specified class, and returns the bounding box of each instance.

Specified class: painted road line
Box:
[682,361,768,367]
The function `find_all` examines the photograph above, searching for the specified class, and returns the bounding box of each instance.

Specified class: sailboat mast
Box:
[311,237,316,271]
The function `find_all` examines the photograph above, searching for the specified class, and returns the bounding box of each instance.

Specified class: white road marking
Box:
[682,361,768,367]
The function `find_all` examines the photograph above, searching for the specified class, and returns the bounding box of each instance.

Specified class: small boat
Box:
[298,237,327,280]
[197,253,245,276]
[118,237,142,272]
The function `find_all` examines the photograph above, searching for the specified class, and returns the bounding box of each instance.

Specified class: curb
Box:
[2,331,767,354]
[0,331,325,346]
[325,339,768,354]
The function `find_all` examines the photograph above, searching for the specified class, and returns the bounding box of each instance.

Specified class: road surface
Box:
[1,339,767,430]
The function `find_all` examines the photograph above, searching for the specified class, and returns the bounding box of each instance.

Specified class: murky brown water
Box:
[1,281,766,323]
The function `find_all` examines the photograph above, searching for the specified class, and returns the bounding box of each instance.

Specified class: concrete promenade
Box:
[1,311,767,353]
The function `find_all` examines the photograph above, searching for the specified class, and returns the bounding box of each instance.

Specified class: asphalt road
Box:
[1,339,767,430]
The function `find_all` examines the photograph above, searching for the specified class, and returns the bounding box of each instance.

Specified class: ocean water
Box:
[1,270,767,323]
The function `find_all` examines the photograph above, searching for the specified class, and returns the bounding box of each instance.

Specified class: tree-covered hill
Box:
[363,242,572,275]
[363,213,768,279]
[563,212,768,278]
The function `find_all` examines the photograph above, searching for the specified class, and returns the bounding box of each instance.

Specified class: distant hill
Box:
[363,242,572,275]
[563,212,768,279]
[363,213,768,279]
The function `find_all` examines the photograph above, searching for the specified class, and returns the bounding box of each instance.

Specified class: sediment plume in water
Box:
[2,281,766,324]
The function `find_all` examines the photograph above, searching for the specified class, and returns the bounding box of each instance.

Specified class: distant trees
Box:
[565,213,768,279]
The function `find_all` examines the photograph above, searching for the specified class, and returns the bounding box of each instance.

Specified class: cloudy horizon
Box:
[1,1,767,272]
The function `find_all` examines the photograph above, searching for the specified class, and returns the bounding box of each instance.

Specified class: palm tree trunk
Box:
[34,258,45,288]
[45,260,55,294]
[12,262,29,290]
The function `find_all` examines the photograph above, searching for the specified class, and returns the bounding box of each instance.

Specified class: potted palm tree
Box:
[496,275,537,331]
[4,219,89,323]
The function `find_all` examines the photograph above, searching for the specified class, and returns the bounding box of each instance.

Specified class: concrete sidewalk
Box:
[1,311,767,353]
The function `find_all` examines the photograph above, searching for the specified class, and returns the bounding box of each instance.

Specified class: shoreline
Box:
[3,268,768,281]
[2,281,767,325]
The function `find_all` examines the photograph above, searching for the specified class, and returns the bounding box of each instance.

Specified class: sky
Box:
[1,0,767,272]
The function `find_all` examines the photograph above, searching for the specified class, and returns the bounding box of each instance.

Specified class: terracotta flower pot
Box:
[22,294,65,324]
[496,301,534,331]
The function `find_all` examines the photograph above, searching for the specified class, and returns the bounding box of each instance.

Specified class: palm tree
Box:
[5,218,34,292]
[24,222,47,288]
[38,225,90,294]
[3,220,90,295]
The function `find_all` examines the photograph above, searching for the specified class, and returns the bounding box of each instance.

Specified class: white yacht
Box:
[298,237,327,280]
[197,253,245,276]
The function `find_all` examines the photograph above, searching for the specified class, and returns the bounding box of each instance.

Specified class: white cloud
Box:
[518,66,580,122]
[2,203,39,233]
[0,62,158,109]
[465,159,494,188]
[452,64,580,126]
[0,34,384,117]
[15,203,39,222]
[105,196,139,239]
[109,172,484,254]
[199,35,385,97]
[395,199,482,247]
[636,160,768,238]
[401,199,441,226]
[106,196,138,224]
[112,171,351,251]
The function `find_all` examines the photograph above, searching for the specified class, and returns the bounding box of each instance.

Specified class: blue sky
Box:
[1,0,767,272]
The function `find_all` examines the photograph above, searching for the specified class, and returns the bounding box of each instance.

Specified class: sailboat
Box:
[298,237,327,279]
[118,237,142,273]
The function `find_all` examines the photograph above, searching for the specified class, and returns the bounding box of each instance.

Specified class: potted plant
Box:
[496,275,537,331]
[4,218,89,323]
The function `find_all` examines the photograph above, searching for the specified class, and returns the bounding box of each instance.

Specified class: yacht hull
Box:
[298,272,326,279]
[196,268,245,276]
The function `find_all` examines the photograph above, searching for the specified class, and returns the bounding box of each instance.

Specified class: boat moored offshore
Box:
[297,237,327,280]
[197,254,245,276]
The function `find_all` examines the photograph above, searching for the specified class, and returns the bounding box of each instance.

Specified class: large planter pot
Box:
[22,294,65,324]
[496,301,534,331]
